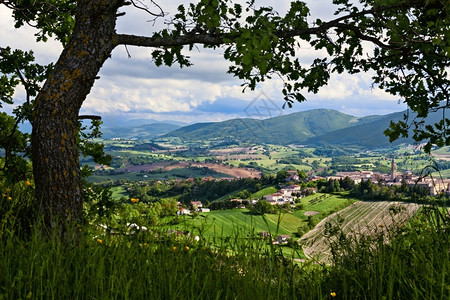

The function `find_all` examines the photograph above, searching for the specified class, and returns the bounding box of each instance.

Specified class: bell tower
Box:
[390,159,397,181]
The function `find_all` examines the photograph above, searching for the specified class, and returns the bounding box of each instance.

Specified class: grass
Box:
[251,186,278,198]
[1,184,449,299]
[174,209,293,237]
[0,228,305,299]
[170,193,356,240]
[296,192,355,213]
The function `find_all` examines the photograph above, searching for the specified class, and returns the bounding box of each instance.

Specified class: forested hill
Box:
[164,109,366,145]
[304,111,410,148]
[162,108,413,147]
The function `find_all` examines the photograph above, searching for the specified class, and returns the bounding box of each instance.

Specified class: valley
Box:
[80,108,450,261]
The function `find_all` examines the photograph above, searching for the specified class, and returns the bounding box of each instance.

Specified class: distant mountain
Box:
[304,111,411,148]
[101,122,182,139]
[309,109,446,148]
[161,108,438,149]
[163,109,400,147]
[164,109,371,145]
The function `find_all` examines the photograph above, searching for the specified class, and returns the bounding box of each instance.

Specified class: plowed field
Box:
[300,201,420,263]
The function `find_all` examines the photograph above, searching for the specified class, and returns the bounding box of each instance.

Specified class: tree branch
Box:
[115,2,416,50]
[78,115,102,120]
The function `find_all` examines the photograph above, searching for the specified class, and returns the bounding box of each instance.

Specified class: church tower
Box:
[391,159,397,181]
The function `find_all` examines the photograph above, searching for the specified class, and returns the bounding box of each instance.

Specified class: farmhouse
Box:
[286,170,300,182]
[198,208,211,213]
[280,185,301,196]
[190,201,203,209]
[177,208,191,215]
[263,193,286,205]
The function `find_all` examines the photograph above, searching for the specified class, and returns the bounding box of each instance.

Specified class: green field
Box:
[172,193,356,239]
[251,186,278,199]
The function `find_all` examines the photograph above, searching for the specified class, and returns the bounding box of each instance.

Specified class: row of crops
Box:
[300,201,421,262]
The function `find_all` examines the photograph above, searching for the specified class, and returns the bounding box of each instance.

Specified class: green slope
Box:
[164,109,365,145]
[160,107,445,149]
[305,111,409,147]
[305,109,444,148]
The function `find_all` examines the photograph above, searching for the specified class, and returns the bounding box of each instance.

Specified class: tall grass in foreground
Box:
[322,205,450,299]
[1,189,449,299]
[0,225,323,299]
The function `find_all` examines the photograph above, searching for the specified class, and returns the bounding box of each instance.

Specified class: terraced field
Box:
[300,201,421,263]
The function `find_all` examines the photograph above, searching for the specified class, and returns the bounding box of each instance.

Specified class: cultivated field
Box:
[300,201,421,263]
[115,161,261,178]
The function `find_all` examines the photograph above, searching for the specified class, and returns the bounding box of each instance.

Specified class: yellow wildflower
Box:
[130,198,139,203]
[96,239,103,244]
[7,197,12,201]
[172,246,177,251]
[185,246,189,251]
[330,292,336,297]
[25,180,32,186]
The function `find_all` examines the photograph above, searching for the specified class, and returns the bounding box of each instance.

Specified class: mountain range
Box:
[162,109,414,148]
[102,108,443,149]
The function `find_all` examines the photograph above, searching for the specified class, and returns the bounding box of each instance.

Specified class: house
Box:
[230,198,243,203]
[264,193,284,204]
[286,174,299,182]
[190,201,203,209]
[285,170,300,182]
[198,208,211,213]
[177,208,191,215]
[276,235,291,244]
[281,185,301,196]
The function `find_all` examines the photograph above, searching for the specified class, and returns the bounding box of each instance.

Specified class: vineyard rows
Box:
[299,201,421,263]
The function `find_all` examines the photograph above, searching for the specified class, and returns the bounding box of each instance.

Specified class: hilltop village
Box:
[328,159,450,196]
[259,160,450,208]
[175,160,450,216]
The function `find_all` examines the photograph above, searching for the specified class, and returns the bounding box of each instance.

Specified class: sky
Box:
[0,1,407,126]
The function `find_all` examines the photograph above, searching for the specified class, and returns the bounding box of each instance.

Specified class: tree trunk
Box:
[32,0,120,232]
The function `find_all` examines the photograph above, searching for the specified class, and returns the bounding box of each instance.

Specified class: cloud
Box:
[83,76,224,114]
[0,7,61,64]
[103,46,234,83]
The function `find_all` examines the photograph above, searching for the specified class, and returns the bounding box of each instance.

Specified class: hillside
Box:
[164,109,379,145]
[305,111,411,148]
[306,109,445,148]
[163,108,402,147]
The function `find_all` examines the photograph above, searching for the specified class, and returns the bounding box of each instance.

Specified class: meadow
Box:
[1,189,448,299]
[2,141,450,299]
[170,193,354,237]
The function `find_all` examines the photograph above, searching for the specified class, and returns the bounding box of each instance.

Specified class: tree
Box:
[0,0,448,232]
[250,199,275,215]
[237,189,251,199]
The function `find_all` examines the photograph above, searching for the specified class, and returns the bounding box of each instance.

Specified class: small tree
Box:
[251,200,275,215]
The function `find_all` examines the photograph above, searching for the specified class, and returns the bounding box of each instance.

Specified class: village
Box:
[328,159,450,196]
[176,159,450,218]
